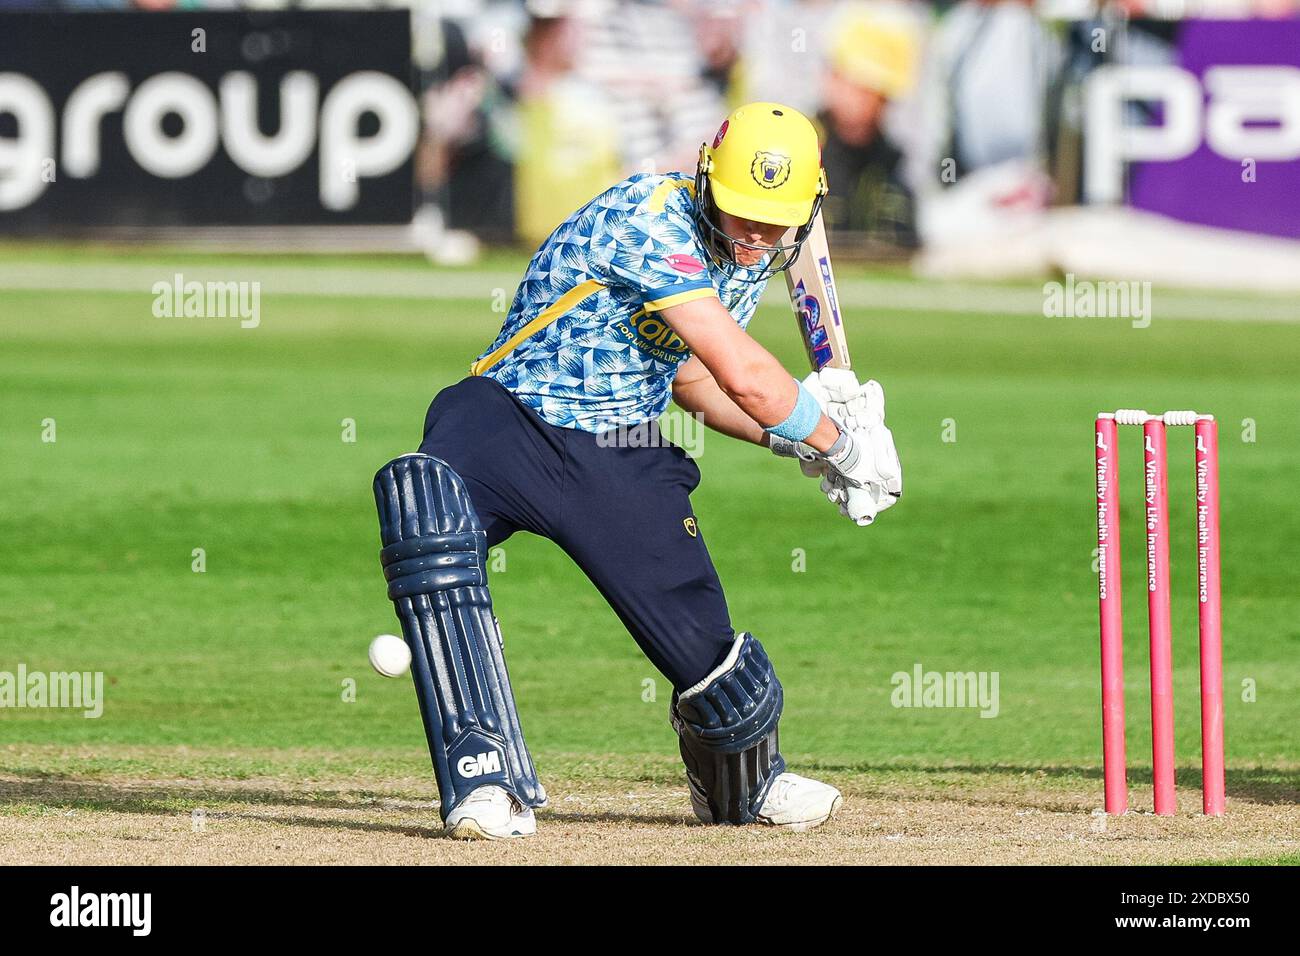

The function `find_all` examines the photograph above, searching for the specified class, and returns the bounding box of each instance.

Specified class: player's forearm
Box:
[658,298,838,451]
[715,359,839,452]
[803,411,841,453]
[672,376,767,445]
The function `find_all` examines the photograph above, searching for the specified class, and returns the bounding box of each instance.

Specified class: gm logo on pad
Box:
[457,751,502,778]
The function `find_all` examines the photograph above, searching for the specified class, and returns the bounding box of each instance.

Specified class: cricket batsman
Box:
[373,102,902,839]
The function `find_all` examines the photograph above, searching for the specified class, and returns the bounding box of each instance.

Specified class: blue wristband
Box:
[765,380,822,442]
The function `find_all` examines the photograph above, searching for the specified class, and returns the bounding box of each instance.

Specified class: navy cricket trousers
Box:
[418,375,735,691]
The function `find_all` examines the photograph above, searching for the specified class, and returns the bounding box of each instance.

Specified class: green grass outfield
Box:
[1,245,1297,814]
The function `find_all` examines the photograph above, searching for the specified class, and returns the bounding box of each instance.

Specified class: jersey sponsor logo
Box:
[666,253,705,275]
[683,516,698,537]
[613,310,690,363]
[752,151,791,189]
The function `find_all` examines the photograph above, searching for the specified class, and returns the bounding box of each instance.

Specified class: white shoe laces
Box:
[768,775,796,806]
[462,786,504,808]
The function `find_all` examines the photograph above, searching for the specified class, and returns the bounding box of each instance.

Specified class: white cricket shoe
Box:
[756,772,843,831]
[444,786,537,840]
[687,772,843,831]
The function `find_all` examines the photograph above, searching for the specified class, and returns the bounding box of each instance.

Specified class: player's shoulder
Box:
[606,172,698,221]
[565,172,704,281]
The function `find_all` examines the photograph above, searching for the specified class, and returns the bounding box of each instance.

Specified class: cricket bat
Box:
[783,211,895,521]
[783,211,850,373]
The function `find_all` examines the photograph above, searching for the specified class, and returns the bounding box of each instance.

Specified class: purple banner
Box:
[1127,19,1300,240]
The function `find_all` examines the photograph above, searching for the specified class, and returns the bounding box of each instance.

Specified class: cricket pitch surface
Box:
[3,747,1296,866]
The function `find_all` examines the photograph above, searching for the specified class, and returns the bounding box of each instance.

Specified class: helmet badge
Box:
[751,151,791,190]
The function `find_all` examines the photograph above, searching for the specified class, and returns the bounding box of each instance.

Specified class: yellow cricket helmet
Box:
[694,102,827,280]
[698,102,826,227]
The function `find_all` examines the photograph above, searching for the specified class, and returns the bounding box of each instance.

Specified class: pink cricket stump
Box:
[1143,419,1176,815]
[1095,415,1127,814]
[1196,417,1226,816]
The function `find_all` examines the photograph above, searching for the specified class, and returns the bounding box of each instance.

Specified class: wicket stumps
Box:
[1094,410,1224,816]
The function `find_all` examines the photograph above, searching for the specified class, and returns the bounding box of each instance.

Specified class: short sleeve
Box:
[603,186,716,312]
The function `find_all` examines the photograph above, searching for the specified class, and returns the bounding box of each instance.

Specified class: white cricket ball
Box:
[368,634,411,678]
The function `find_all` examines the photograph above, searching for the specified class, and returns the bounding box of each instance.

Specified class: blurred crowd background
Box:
[4,0,1300,274]
[410,0,1300,259]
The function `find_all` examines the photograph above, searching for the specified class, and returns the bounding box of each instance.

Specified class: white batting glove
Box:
[821,474,901,526]
[824,405,902,491]
[831,378,889,434]
[800,367,861,409]
[781,372,902,501]
[768,433,826,479]
[788,368,862,481]
[817,399,903,526]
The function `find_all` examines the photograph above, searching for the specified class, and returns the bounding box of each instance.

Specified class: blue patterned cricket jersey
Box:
[470,172,771,434]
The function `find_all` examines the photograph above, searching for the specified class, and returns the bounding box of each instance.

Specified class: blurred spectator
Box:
[901,0,1061,245]
[419,17,517,241]
[575,0,725,174]
[818,1,924,246]
[513,11,622,245]
[512,0,728,244]
[1057,13,1175,205]
[739,0,838,118]
[682,0,747,107]
[917,0,1061,181]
